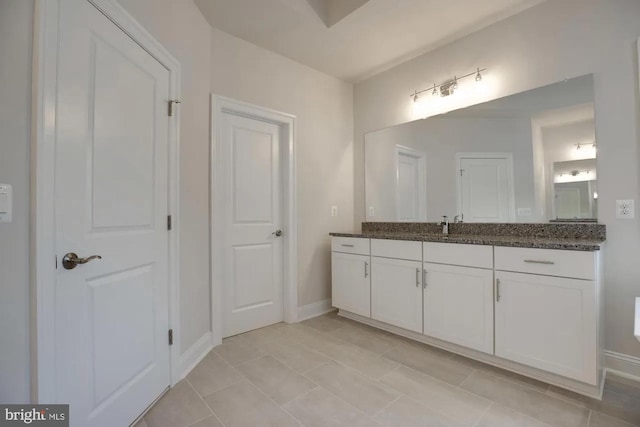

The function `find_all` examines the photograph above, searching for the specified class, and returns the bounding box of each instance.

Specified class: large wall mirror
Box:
[365,74,597,223]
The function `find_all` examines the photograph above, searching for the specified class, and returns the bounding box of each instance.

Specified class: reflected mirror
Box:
[365,74,597,223]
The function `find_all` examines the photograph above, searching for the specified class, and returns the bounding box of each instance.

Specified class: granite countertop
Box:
[329,231,604,251]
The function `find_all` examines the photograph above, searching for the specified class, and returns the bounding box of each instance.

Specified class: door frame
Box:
[394,145,427,221]
[31,0,182,403]
[210,95,298,346]
[455,152,516,222]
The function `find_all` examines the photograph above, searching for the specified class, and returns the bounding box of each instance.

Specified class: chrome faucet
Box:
[441,216,449,235]
[454,214,463,224]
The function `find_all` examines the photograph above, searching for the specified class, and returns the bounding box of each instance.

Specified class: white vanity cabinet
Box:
[422,243,494,354]
[494,247,600,385]
[330,234,603,397]
[331,237,371,318]
[370,239,423,333]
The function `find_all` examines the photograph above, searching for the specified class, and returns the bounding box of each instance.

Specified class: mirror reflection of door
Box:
[457,154,515,223]
[395,146,426,222]
[552,159,597,220]
[555,188,581,219]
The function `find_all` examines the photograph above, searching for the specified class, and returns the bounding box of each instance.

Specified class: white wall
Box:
[0,0,33,403]
[354,0,640,358]
[209,27,354,306]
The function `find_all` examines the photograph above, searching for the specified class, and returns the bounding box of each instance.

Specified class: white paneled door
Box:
[458,156,514,222]
[53,1,171,426]
[221,112,284,337]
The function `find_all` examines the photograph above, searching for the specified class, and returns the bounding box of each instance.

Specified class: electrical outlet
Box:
[616,199,635,219]
[368,206,375,217]
[331,206,338,217]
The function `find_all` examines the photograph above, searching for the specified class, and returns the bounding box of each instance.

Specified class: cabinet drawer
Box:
[423,242,493,269]
[371,239,422,261]
[331,237,370,255]
[495,247,595,280]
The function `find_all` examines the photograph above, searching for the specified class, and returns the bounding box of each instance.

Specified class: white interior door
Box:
[54,1,171,426]
[459,156,513,222]
[221,112,284,337]
[396,147,426,221]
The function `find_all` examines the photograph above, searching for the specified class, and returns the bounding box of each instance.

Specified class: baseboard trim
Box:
[297,299,335,322]
[179,331,213,379]
[604,350,640,382]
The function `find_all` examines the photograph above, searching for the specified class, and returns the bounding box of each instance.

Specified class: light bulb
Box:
[475,68,482,82]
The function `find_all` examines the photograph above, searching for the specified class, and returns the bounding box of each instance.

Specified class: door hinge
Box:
[55,256,58,270]
[168,329,174,346]
[460,169,464,176]
[167,215,172,231]
[168,99,181,117]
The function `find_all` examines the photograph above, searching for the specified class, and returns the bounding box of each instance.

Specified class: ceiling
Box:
[194,0,546,82]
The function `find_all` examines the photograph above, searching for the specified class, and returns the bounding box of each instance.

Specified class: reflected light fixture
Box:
[410,67,487,100]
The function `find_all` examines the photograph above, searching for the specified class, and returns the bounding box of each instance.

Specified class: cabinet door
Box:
[423,263,494,354]
[371,257,423,333]
[495,271,597,384]
[331,252,371,317]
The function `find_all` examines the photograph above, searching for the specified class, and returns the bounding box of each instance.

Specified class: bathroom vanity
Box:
[330,222,606,398]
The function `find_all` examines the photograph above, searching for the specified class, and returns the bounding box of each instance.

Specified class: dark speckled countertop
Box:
[330,223,605,251]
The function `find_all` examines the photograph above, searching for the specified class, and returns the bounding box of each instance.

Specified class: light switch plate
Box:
[331,206,338,217]
[0,184,12,223]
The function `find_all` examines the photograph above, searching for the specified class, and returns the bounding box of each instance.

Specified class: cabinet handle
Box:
[524,259,554,265]
[423,269,428,289]
[496,278,501,302]
[364,261,369,278]
[416,268,420,287]
[341,244,355,248]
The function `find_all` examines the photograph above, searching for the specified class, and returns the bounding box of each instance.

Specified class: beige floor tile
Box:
[204,381,300,427]
[236,355,317,404]
[330,323,397,354]
[300,312,343,332]
[379,366,490,426]
[451,354,550,393]
[382,343,474,386]
[304,361,399,415]
[283,387,381,427]
[373,395,465,427]
[144,381,212,427]
[213,335,265,366]
[283,324,399,380]
[249,332,330,373]
[547,376,640,426]
[588,411,639,427]
[133,418,148,427]
[187,416,224,427]
[475,403,553,427]
[460,370,590,427]
[186,352,244,397]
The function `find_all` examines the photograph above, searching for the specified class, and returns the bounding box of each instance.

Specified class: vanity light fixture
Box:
[409,67,487,100]
[576,141,597,151]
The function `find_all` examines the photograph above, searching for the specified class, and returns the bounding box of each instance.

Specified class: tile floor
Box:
[135,312,640,427]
